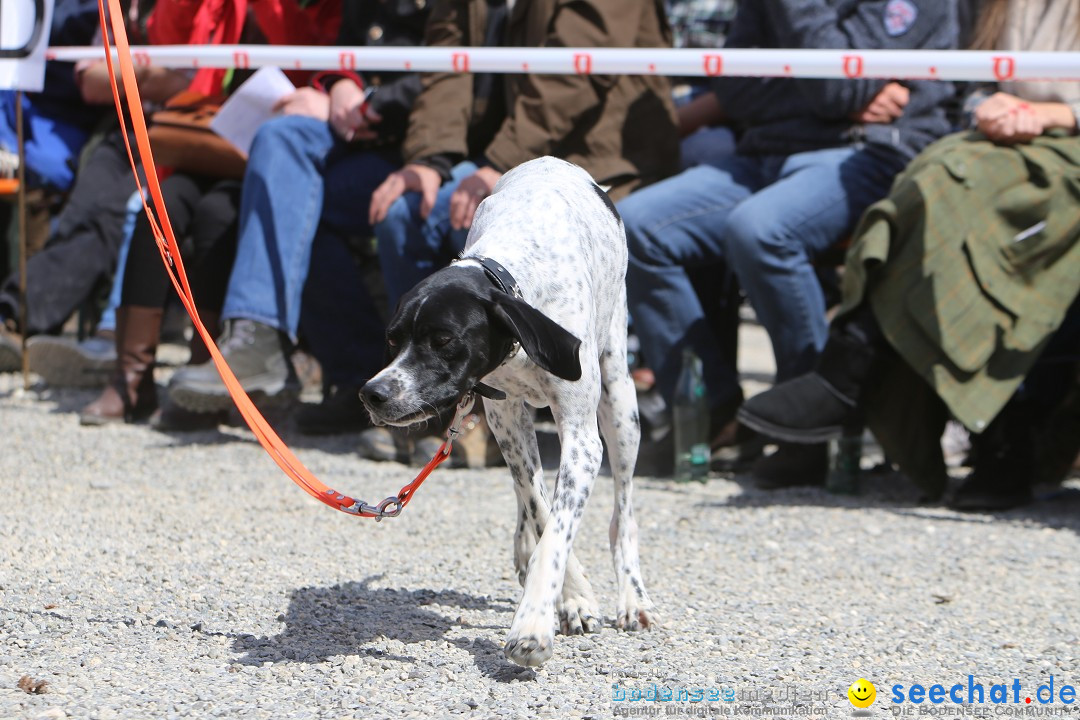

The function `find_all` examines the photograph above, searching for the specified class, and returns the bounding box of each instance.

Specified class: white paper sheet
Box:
[210,66,296,156]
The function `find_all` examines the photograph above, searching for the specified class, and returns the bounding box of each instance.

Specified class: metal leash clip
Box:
[364,497,403,522]
[342,497,403,521]
[442,393,476,454]
[341,392,479,520]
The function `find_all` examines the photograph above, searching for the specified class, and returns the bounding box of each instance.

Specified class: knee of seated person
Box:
[374,194,417,238]
[723,202,785,262]
[616,195,664,265]
[249,114,316,155]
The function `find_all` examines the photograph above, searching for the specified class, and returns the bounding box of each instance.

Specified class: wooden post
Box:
[15,90,29,390]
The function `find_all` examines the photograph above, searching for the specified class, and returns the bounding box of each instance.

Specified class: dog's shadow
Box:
[229,576,535,681]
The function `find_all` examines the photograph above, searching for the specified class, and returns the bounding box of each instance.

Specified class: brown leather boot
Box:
[186,310,221,366]
[80,306,163,425]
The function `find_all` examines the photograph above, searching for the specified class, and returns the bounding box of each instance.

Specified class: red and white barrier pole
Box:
[46,45,1080,82]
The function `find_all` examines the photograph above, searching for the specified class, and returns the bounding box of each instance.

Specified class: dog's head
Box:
[360,264,581,427]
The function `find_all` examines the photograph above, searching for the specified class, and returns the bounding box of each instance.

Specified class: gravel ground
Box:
[3,326,1080,720]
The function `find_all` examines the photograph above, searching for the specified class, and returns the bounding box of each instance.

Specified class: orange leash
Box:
[97,0,464,519]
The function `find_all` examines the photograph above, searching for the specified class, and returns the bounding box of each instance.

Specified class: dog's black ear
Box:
[488,291,582,381]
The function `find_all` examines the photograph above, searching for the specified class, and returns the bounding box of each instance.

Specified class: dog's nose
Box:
[360,381,389,407]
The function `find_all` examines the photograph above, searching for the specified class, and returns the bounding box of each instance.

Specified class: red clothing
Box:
[147,0,341,96]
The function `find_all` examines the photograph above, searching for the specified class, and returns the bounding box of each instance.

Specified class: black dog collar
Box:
[476,255,523,300]
[455,255,523,401]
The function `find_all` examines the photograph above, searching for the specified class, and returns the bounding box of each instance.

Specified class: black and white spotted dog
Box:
[360,156,655,667]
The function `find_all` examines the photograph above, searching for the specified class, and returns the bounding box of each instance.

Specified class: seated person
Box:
[0,0,104,197]
[164,0,428,433]
[361,0,680,463]
[24,0,344,394]
[737,0,1080,507]
[665,0,740,169]
[0,0,186,373]
[618,0,959,487]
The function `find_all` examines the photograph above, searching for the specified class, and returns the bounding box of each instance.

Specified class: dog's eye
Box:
[432,334,452,348]
[387,337,398,348]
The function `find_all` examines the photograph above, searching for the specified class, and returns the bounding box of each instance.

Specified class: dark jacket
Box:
[402,0,680,200]
[714,0,957,162]
[35,0,106,133]
[328,0,430,147]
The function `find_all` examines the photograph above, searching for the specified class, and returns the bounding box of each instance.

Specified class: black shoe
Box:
[947,385,1037,511]
[710,431,767,473]
[948,470,1033,512]
[296,385,371,435]
[0,321,22,372]
[737,373,856,444]
[947,434,1033,512]
[751,442,828,490]
[151,401,228,432]
[738,313,882,443]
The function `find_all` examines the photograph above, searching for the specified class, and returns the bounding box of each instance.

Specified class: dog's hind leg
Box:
[598,302,657,631]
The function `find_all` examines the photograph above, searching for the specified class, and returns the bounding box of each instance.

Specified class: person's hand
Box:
[328,78,381,142]
[677,91,725,138]
[369,163,443,225]
[449,167,503,230]
[272,87,331,120]
[852,82,910,123]
[975,92,1044,144]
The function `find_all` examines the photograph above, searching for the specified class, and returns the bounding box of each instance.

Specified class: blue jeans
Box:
[97,190,145,333]
[373,161,476,310]
[619,145,905,410]
[222,115,399,338]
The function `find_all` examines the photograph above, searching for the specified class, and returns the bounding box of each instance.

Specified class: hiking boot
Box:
[296,384,371,435]
[0,320,22,372]
[27,331,116,388]
[751,442,828,490]
[168,318,298,412]
[411,408,505,469]
[357,426,411,463]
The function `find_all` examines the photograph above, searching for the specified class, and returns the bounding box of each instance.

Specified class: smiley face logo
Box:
[848,678,877,708]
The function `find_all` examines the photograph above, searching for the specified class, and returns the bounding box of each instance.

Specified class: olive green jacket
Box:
[402,0,680,200]
[841,131,1080,497]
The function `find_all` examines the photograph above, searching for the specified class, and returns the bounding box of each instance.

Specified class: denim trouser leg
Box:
[298,144,401,388]
[723,147,906,381]
[97,189,145,333]
[301,232,388,388]
[619,161,761,410]
[222,116,338,338]
[374,161,476,310]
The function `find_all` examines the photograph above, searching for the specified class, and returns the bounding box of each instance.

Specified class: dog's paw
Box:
[617,605,659,632]
[558,595,601,636]
[504,632,554,667]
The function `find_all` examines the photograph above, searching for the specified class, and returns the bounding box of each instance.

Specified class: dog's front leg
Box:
[484,398,547,585]
[502,409,603,667]
[484,399,600,644]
